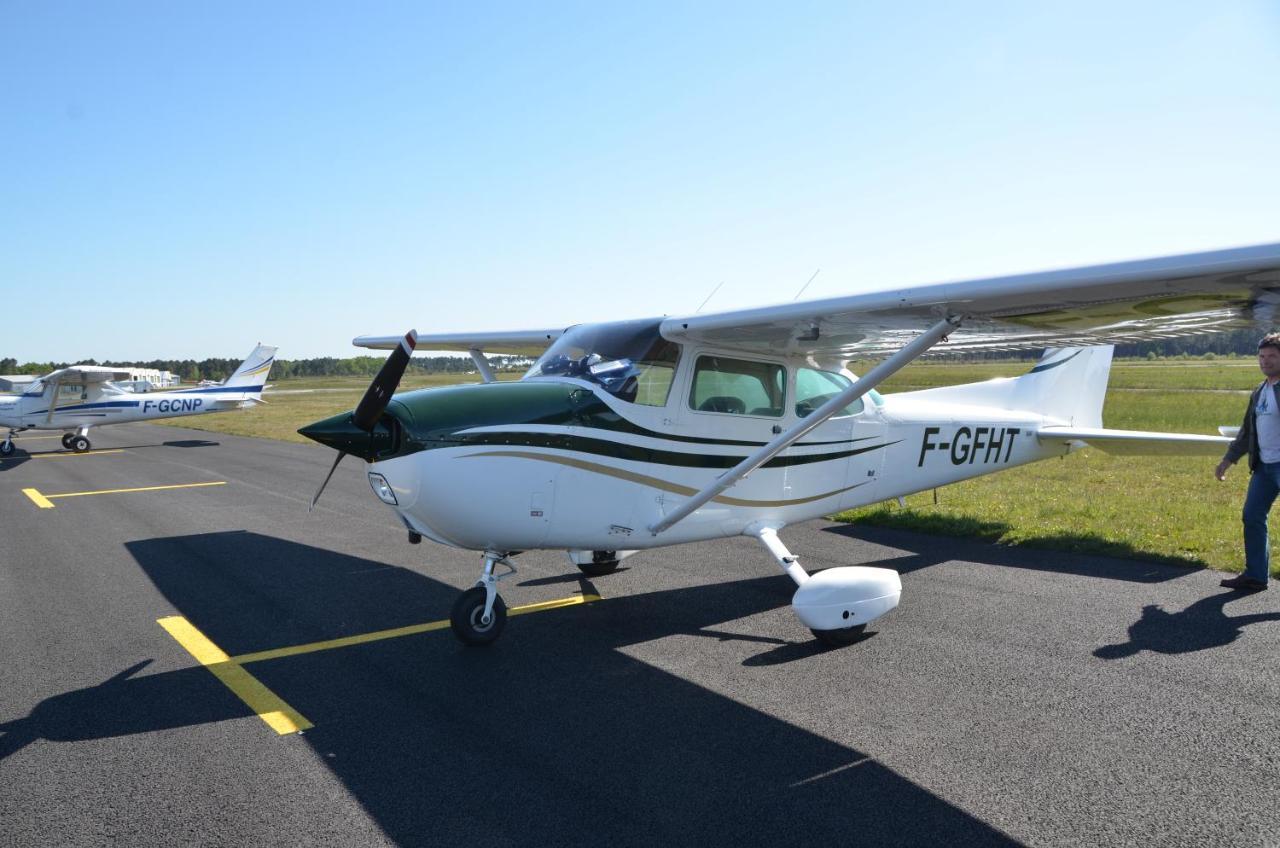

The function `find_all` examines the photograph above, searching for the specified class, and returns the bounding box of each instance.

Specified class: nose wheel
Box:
[450,587,508,645]
[450,551,515,646]
[0,437,13,457]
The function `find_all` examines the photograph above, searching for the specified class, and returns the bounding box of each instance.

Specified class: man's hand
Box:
[1216,459,1232,482]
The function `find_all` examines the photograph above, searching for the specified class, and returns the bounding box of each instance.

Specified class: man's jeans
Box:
[1242,461,1280,583]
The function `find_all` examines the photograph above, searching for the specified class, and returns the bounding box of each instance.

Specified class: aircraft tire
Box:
[576,558,619,577]
[0,441,12,457]
[61,433,75,449]
[810,624,868,648]
[450,587,507,646]
[70,436,91,453]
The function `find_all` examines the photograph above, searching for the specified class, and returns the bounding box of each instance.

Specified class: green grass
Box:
[160,361,1262,573]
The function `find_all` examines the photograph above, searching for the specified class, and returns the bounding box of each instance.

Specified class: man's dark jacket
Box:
[1224,381,1280,471]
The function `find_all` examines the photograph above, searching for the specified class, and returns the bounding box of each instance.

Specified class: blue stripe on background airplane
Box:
[0,344,277,456]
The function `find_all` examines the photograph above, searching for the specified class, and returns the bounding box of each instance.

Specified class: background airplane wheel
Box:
[0,441,13,457]
[70,436,91,453]
[450,587,507,646]
[577,558,619,577]
[61,433,75,449]
[811,624,867,648]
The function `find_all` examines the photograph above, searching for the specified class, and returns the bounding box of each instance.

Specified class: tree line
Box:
[2,329,1274,382]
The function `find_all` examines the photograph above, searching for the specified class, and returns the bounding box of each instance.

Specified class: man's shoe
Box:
[1220,575,1268,592]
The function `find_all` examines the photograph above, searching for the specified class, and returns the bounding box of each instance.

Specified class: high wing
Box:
[354,330,564,356]
[39,365,136,384]
[660,242,1280,357]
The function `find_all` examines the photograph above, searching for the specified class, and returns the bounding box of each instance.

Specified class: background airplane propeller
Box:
[307,329,417,510]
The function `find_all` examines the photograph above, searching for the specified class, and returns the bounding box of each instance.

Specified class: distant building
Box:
[0,375,38,393]
[120,368,179,389]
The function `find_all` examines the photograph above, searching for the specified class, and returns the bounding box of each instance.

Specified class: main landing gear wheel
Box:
[576,556,619,577]
[70,436,91,453]
[450,586,508,646]
[61,433,75,449]
[0,441,13,457]
[811,623,867,648]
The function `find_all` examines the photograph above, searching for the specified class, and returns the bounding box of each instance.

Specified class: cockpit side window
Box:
[795,368,863,418]
[689,355,785,417]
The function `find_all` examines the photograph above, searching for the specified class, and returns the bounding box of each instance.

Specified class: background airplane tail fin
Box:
[892,345,1114,427]
[222,344,278,389]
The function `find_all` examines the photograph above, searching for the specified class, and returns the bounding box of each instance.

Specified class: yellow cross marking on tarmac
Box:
[158,616,313,735]
[23,481,226,508]
[158,594,603,735]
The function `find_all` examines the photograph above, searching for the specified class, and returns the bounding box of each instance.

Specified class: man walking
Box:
[1215,333,1280,591]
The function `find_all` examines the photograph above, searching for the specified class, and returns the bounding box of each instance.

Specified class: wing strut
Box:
[469,349,497,383]
[44,379,62,424]
[648,315,963,535]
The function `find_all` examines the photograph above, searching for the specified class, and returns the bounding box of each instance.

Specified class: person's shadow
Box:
[1095,591,1280,658]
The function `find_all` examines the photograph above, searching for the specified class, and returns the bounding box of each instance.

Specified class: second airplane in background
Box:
[0,344,277,455]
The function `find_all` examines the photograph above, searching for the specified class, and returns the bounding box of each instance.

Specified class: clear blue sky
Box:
[2,1,1278,362]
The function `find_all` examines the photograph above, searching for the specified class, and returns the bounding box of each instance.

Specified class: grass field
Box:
[158,359,1265,574]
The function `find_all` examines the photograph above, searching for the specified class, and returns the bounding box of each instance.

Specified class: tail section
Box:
[1008,346,1113,427]
[893,345,1114,427]
[223,344,277,389]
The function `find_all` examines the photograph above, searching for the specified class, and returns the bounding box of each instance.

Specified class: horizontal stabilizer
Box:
[210,396,266,408]
[1037,426,1230,456]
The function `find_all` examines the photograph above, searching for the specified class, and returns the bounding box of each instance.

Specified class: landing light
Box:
[368,473,398,505]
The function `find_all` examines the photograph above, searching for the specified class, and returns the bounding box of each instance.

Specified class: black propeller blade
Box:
[308,450,347,512]
[307,329,416,510]
[353,329,418,432]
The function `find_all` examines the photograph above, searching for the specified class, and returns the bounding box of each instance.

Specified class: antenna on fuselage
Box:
[793,268,821,301]
[695,281,725,314]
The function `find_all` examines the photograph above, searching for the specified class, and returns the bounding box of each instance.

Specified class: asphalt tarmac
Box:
[2,422,1279,847]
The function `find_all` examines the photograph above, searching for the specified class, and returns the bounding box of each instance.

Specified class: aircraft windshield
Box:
[525,319,681,406]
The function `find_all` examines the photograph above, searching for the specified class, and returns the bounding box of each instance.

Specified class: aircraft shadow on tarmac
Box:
[0,439,219,471]
[1,531,1023,847]
[1095,592,1280,658]
[823,523,1195,582]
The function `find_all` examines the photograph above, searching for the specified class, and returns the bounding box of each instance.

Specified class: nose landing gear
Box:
[0,430,15,457]
[450,551,516,646]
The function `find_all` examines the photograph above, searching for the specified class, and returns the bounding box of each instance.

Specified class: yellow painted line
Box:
[158,615,312,735]
[1,449,124,462]
[45,481,226,501]
[232,593,604,665]
[22,488,55,509]
[31,448,124,461]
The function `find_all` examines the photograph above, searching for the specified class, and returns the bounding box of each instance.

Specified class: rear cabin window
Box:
[690,355,785,417]
[795,368,863,418]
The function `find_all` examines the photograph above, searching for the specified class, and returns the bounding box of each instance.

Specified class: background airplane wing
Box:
[43,366,137,384]
[353,329,564,356]
[659,242,1280,357]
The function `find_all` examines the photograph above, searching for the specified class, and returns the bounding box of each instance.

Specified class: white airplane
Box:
[300,243,1280,648]
[0,344,277,456]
